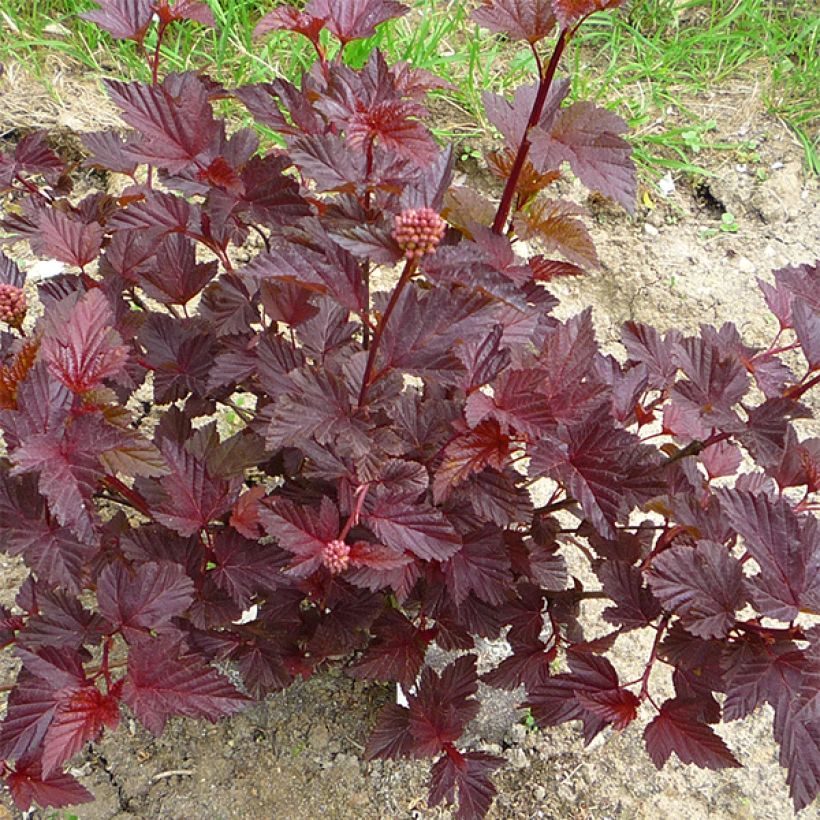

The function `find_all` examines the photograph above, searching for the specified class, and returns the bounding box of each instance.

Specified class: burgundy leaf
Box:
[80,0,153,43]
[199,273,258,337]
[259,496,339,578]
[433,420,512,503]
[621,321,681,390]
[4,755,93,812]
[457,324,511,391]
[206,153,310,231]
[42,684,120,774]
[41,289,128,393]
[244,240,366,313]
[318,53,437,165]
[772,431,820,492]
[363,496,461,561]
[598,560,661,630]
[408,656,480,756]
[550,0,625,30]
[720,490,820,620]
[465,368,554,437]
[306,0,409,43]
[33,209,103,268]
[644,698,741,770]
[484,80,570,153]
[526,540,568,590]
[235,78,325,136]
[528,256,585,282]
[154,439,240,536]
[700,439,742,480]
[374,286,468,381]
[536,309,604,420]
[290,134,367,193]
[428,749,505,820]
[309,584,382,657]
[96,560,194,638]
[462,468,533,528]
[648,540,746,639]
[526,651,627,743]
[513,198,598,268]
[0,250,25,288]
[473,0,557,43]
[9,415,122,546]
[210,528,284,606]
[0,673,59,761]
[108,190,193,234]
[348,609,427,688]
[162,0,216,26]
[226,486,264,540]
[793,300,820,370]
[443,526,512,606]
[723,638,806,722]
[774,695,820,812]
[774,260,820,312]
[15,646,87,692]
[121,637,249,734]
[105,74,219,172]
[24,589,107,650]
[13,133,64,180]
[370,459,429,502]
[576,687,640,730]
[482,639,554,691]
[364,702,417,760]
[255,6,325,42]
[264,367,370,456]
[346,542,414,594]
[139,314,215,403]
[0,471,96,593]
[758,276,793,330]
[530,101,635,212]
[137,234,217,305]
[529,406,662,538]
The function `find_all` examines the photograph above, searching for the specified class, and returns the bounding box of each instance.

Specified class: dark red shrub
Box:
[0,1,817,816]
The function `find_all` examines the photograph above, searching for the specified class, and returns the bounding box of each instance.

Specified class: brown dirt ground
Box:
[0,58,818,820]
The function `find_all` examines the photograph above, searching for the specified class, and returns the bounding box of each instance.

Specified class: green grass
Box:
[0,0,817,174]
[570,0,820,174]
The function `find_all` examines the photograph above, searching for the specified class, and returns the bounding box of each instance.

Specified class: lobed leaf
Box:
[644,698,741,770]
[121,637,249,734]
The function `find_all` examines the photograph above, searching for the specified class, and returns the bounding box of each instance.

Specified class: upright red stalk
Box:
[491,29,568,234]
[358,258,417,407]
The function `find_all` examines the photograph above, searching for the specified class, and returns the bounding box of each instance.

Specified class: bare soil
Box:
[0,63,818,820]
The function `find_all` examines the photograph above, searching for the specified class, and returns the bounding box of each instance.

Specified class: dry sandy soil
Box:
[0,59,818,820]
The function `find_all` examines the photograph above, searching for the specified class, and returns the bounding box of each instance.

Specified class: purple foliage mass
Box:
[0,2,817,817]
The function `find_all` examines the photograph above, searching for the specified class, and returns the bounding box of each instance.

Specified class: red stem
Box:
[639,616,669,700]
[361,138,376,350]
[14,173,52,202]
[339,483,370,540]
[760,342,800,357]
[734,620,805,640]
[491,29,568,234]
[103,475,151,517]
[357,258,417,407]
[101,636,113,689]
[150,22,167,86]
[785,372,820,401]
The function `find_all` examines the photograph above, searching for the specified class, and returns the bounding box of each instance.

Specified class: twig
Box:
[151,769,194,782]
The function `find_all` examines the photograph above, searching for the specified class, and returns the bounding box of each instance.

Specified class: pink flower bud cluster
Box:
[392,208,446,260]
[0,284,26,326]
[322,538,351,574]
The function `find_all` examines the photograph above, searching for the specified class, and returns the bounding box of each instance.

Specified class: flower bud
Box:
[0,284,27,328]
[322,538,351,574]
[392,207,446,260]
